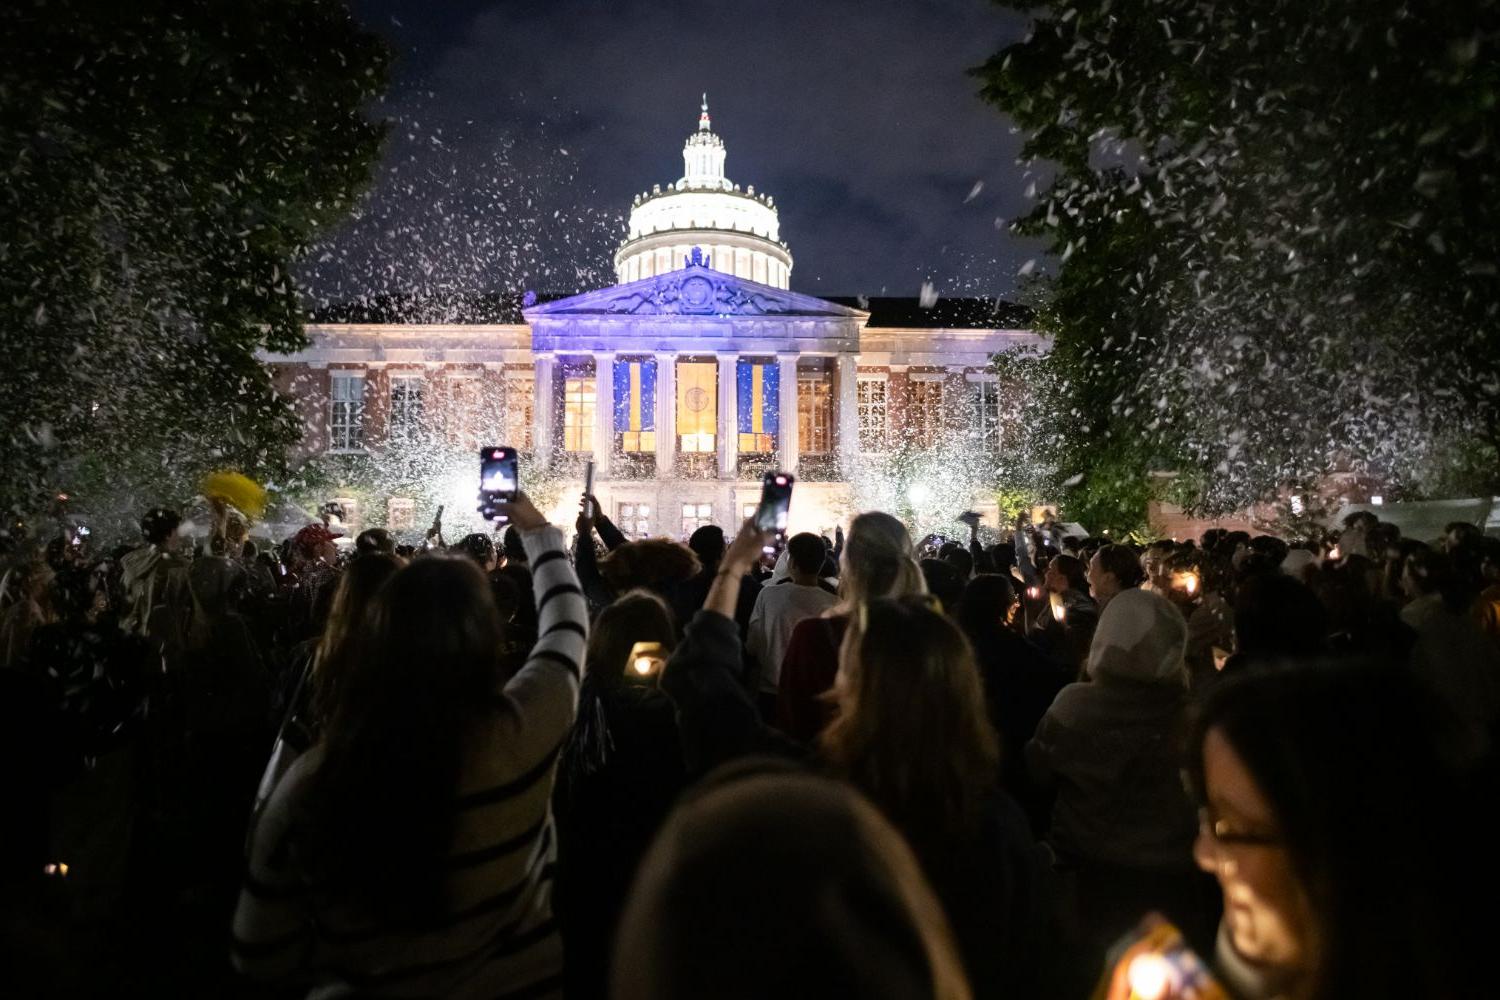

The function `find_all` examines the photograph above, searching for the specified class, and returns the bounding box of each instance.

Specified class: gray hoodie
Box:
[1026,588,1197,870]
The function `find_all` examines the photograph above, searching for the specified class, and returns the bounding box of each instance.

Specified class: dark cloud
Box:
[307,0,1046,304]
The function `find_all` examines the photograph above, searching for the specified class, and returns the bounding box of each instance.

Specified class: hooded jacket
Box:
[119,543,190,652]
[1026,588,1197,871]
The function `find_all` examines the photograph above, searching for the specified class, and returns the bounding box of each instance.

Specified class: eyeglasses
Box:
[1198,808,1284,849]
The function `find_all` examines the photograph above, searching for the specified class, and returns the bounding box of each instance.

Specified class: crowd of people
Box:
[1,496,1496,998]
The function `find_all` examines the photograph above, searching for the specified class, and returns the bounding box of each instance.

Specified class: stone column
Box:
[835,353,858,473]
[593,352,615,479]
[717,353,738,479]
[654,352,676,475]
[778,353,799,475]
[532,352,555,459]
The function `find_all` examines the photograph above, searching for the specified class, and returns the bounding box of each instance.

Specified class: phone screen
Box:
[480,447,519,498]
[754,471,794,533]
[1097,915,1228,1000]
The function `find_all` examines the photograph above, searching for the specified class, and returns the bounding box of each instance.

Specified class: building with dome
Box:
[265,100,1044,537]
[614,97,793,289]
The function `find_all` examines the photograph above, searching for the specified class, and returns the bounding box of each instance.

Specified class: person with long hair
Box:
[307,552,402,728]
[775,511,926,742]
[232,495,587,999]
[660,520,1055,998]
[553,590,685,1000]
[1183,660,1486,999]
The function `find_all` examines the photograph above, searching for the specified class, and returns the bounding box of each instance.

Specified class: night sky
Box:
[303,0,1048,308]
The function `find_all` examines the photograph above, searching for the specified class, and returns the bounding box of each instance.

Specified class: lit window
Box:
[908,379,944,448]
[386,497,415,530]
[329,373,365,452]
[563,376,595,453]
[856,377,887,452]
[503,373,534,450]
[736,359,777,454]
[968,379,1001,450]
[447,377,483,450]
[798,371,833,455]
[677,361,717,454]
[617,502,653,539]
[614,358,657,454]
[681,502,714,538]
[388,376,424,445]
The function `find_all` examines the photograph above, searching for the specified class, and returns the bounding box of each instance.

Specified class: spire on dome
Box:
[698,93,711,132]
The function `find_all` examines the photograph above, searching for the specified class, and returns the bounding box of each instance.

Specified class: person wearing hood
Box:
[1026,587,1212,959]
[120,507,191,655]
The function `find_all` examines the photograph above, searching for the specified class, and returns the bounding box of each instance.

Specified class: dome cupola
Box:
[615,96,793,289]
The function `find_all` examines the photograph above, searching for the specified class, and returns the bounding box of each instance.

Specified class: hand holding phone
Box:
[583,460,596,518]
[478,447,520,522]
[627,641,667,680]
[753,471,794,552]
[1095,915,1227,1000]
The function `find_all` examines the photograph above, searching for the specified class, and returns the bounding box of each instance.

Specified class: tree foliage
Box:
[975,0,1500,521]
[0,0,388,528]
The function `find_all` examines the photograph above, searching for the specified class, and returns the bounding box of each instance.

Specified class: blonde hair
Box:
[821,595,1000,850]
[835,511,926,614]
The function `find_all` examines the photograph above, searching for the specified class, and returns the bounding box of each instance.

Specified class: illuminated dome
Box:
[614,96,793,289]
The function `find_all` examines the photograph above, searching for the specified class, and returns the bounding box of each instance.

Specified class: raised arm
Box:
[493,495,589,760]
[573,497,613,613]
[590,494,628,551]
[661,520,804,775]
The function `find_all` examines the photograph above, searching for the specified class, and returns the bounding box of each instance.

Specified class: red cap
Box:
[293,523,343,552]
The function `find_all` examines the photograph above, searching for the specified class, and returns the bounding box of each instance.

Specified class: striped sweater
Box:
[232,525,587,999]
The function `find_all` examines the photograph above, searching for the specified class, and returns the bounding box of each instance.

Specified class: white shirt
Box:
[746,581,838,694]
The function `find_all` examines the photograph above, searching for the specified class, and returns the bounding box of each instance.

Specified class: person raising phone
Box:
[233,493,588,999]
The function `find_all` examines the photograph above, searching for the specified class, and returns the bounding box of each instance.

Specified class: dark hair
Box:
[600,539,701,594]
[687,525,726,567]
[302,557,503,923]
[941,547,974,580]
[1049,553,1088,592]
[502,525,526,563]
[1231,573,1327,663]
[1186,662,1480,998]
[1247,534,1290,566]
[954,573,1016,640]
[355,527,395,556]
[312,553,402,725]
[1093,543,1144,588]
[1404,548,1473,615]
[785,533,825,577]
[585,590,677,687]
[140,507,181,546]
[456,532,496,568]
[918,558,965,614]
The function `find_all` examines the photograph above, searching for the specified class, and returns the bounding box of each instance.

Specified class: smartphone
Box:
[1094,915,1228,1000]
[583,459,596,518]
[627,640,667,680]
[478,446,519,521]
[754,471,794,534]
